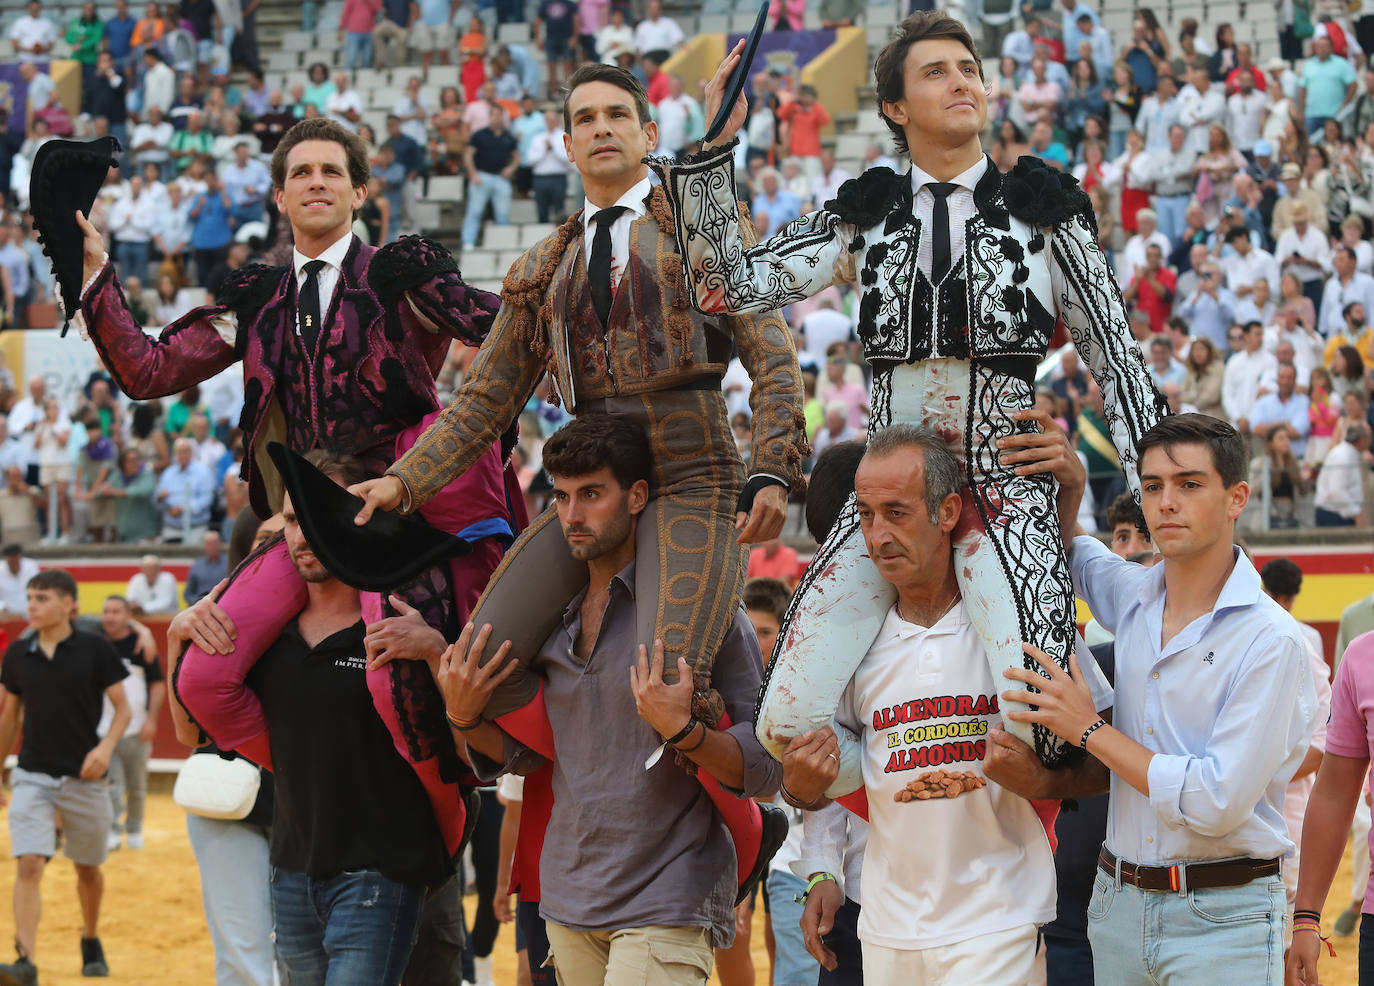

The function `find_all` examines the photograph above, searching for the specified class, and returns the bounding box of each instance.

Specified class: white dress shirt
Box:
[1071,536,1315,865]
[908,155,988,282]
[292,231,353,340]
[1313,439,1367,518]
[0,557,39,614]
[1222,348,1279,422]
[581,175,651,293]
[1320,271,1374,338]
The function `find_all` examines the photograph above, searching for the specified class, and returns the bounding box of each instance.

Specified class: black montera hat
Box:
[267,442,471,592]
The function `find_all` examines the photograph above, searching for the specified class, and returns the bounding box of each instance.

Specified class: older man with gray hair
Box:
[779,420,1112,983]
[153,438,214,543]
[124,554,180,614]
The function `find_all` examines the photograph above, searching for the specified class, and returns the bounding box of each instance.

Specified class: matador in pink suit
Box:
[652,12,1169,789]
[62,119,508,859]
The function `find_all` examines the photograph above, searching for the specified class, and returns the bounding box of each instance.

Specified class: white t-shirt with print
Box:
[837,602,1108,951]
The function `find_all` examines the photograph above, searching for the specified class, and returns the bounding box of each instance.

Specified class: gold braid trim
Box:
[499,211,584,404]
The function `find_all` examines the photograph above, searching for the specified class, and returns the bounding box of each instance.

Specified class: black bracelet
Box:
[677,721,709,753]
[1293,909,1323,923]
[664,717,699,747]
[1080,717,1108,751]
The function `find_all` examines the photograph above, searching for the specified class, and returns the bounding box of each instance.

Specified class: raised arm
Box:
[76,210,241,399]
[650,140,859,315]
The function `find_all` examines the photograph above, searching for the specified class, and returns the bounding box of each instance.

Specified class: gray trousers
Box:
[107,734,151,835]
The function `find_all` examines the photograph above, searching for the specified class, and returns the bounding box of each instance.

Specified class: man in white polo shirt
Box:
[778,421,1112,983]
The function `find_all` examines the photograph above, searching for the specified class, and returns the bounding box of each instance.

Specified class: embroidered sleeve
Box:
[387,250,545,511]
[648,141,858,315]
[729,209,809,489]
[372,234,501,347]
[1048,203,1170,498]
[80,261,241,401]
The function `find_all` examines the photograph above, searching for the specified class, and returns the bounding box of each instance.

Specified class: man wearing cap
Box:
[649,11,1167,782]
[1276,201,1332,310]
[1272,162,1326,240]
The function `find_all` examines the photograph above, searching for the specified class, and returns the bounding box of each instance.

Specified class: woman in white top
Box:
[33,396,71,540]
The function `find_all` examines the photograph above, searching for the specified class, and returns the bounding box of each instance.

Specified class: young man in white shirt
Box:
[997,412,1315,985]
[778,421,1112,984]
[8,1,56,60]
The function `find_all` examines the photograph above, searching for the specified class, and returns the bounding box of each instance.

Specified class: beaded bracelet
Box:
[1080,717,1108,751]
[780,780,823,810]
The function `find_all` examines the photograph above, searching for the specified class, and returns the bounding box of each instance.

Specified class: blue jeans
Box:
[1087,867,1285,985]
[1154,194,1191,250]
[1316,506,1357,526]
[270,866,424,986]
[116,240,150,279]
[345,31,372,71]
[461,173,512,247]
[766,870,821,986]
[186,815,275,986]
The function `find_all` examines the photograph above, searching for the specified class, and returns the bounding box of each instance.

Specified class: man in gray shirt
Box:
[453,414,781,985]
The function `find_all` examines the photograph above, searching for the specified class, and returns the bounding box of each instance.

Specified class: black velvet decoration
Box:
[367,234,460,300]
[826,167,904,230]
[28,136,121,328]
[1003,156,1092,228]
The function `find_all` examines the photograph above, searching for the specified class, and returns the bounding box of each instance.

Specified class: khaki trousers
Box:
[544,923,712,986]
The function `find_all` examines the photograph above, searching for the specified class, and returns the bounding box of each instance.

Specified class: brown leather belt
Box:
[1097,847,1280,892]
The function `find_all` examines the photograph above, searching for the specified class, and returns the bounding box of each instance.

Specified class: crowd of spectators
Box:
[0,359,246,547]
[0,0,1369,532]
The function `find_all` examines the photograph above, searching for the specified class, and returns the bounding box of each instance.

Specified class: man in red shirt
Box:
[746,538,803,589]
[776,85,831,174]
[1122,242,1177,334]
[644,53,671,105]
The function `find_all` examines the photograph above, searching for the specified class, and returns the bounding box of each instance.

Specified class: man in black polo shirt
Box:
[245,451,451,984]
[0,569,130,984]
[461,106,519,248]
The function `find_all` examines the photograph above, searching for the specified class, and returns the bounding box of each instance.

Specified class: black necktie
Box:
[299,259,326,353]
[589,206,628,328]
[927,182,959,284]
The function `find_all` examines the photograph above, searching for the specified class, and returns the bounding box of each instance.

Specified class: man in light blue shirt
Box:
[1175,262,1236,353]
[994,413,1314,986]
[154,438,215,542]
[1061,0,1098,59]
[1299,34,1357,135]
[1249,362,1312,457]
[751,170,800,240]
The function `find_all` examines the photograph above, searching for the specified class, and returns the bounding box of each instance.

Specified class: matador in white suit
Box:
[650,12,1168,792]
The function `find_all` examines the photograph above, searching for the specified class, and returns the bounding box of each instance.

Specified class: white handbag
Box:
[172,752,262,820]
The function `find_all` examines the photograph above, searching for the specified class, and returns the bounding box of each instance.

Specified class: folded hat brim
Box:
[267,442,470,593]
[703,0,770,146]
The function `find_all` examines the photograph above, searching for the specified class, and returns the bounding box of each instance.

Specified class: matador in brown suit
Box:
[353,64,807,732]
